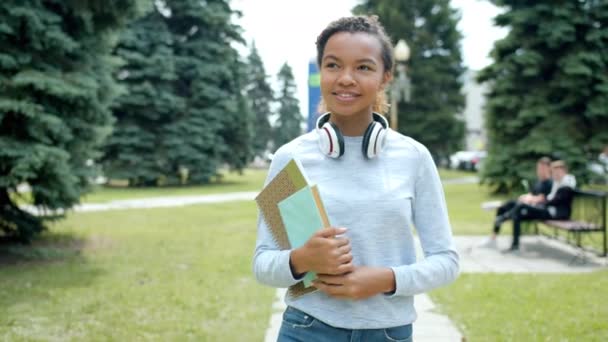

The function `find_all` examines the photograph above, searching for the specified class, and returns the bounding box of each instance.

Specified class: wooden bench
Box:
[532,189,607,257]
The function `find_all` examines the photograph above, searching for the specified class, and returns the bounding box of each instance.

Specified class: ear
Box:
[379,71,393,90]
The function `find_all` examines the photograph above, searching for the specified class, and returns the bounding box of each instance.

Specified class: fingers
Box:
[336,243,351,254]
[335,262,354,274]
[333,237,350,248]
[315,274,344,286]
[316,227,347,238]
[320,262,354,275]
[313,279,351,299]
[338,252,353,265]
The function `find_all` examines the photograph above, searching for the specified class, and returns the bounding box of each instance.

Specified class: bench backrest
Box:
[571,189,607,230]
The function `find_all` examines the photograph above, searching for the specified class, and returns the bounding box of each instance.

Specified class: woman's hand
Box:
[290,227,353,276]
[312,266,396,300]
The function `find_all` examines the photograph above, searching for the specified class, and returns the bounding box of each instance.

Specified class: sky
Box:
[231,0,508,118]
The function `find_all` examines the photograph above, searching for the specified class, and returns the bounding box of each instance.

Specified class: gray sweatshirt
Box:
[253,129,459,329]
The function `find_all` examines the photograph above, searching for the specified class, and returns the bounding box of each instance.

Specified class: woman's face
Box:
[320,32,390,120]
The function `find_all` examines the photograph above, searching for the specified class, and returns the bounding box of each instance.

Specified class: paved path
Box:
[21,191,258,215]
[442,176,479,184]
[456,235,607,273]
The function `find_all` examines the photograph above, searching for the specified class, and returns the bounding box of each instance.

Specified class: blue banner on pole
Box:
[308,60,321,132]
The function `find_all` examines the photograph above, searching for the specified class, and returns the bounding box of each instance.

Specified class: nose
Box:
[337,68,355,86]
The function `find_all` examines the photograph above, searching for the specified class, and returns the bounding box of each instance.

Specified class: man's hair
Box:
[551,159,567,170]
[315,15,394,73]
[537,156,552,166]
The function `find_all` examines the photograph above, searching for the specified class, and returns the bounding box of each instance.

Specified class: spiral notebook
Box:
[255,158,330,297]
[278,184,330,287]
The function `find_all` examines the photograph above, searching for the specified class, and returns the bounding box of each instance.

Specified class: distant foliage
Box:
[273,63,302,150]
[104,0,253,185]
[0,0,139,241]
[246,43,274,158]
[103,7,178,186]
[479,1,608,192]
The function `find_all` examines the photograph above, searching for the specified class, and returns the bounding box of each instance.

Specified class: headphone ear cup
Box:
[362,122,386,159]
[317,121,344,158]
[362,122,378,159]
[375,127,387,155]
[329,122,345,158]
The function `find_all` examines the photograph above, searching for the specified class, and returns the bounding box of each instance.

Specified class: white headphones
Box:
[315,112,388,159]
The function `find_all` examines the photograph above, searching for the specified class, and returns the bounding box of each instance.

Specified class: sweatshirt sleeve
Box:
[388,146,460,297]
[252,147,304,288]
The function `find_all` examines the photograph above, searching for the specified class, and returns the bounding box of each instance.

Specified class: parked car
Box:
[449,150,486,171]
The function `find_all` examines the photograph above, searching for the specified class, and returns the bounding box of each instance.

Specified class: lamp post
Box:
[390,39,411,131]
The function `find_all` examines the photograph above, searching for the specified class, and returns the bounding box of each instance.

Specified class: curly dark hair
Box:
[315,15,394,73]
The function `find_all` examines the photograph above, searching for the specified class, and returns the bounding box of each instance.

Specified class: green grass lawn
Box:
[0,201,274,341]
[434,184,608,341]
[81,168,268,203]
[444,183,505,235]
[429,272,608,341]
[438,167,477,180]
[2,168,607,340]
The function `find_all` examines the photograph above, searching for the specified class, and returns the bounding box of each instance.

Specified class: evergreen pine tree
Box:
[273,63,302,150]
[246,42,273,157]
[103,4,180,186]
[478,1,608,192]
[0,0,138,241]
[354,0,466,161]
[217,53,254,173]
[164,0,252,183]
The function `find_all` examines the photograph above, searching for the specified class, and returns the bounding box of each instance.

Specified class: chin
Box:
[332,109,371,118]
[326,105,370,117]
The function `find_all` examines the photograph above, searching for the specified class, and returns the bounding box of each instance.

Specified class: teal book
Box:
[278,184,330,287]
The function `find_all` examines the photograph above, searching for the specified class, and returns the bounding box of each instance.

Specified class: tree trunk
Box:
[0,187,42,243]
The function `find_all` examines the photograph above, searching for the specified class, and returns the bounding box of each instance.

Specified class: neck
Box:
[329,111,374,136]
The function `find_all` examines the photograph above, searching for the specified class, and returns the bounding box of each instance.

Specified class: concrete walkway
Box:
[21,191,258,215]
[442,176,479,184]
[456,235,607,273]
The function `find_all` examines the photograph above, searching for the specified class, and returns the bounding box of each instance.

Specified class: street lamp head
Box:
[394,39,410,62]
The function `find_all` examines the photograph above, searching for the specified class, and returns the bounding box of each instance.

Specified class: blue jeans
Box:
[278,306,413,342]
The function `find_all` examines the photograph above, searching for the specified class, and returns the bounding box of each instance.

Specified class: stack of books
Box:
[255,159,330,297]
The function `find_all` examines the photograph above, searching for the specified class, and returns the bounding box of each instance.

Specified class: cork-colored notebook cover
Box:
[255,159,330,298]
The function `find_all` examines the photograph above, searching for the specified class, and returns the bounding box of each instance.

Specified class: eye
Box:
[324,62,339,69]
[358,65,373,71]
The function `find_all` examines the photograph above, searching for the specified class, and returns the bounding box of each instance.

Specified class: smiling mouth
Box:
[332,92,360,101]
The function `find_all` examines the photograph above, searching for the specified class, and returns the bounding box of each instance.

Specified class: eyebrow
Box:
[323,54,378,65]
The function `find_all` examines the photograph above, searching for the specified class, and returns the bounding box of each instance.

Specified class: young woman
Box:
[253,16,459,341]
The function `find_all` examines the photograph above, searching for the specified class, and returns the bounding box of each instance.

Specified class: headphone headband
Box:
[315,112,388,159]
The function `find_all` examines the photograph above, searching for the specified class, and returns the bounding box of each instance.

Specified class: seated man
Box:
[505,159,577,252]
[480,157,553,248]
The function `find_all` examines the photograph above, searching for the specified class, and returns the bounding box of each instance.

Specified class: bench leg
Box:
[554,227,558,239]
[603,229,608,257]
